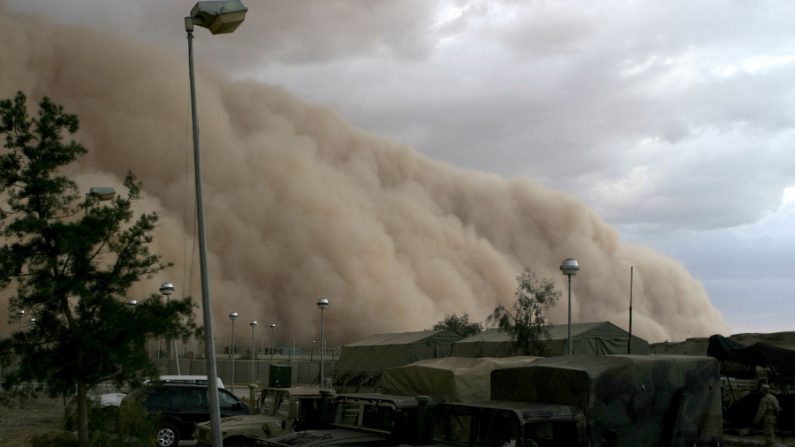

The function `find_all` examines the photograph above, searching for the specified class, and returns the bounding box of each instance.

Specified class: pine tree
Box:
[0,92,196,446]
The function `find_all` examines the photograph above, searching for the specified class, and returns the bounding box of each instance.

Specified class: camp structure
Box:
[707,333,795,383]
[381,356,540,403]
[451,321,650,357]
[707,334,795,431]
[334,330,462,392]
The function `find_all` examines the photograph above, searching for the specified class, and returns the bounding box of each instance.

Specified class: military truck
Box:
[193,386,332,447]
[421,355,723,447]
[256,392,435,446]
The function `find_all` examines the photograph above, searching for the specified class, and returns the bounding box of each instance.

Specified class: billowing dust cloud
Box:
[0,9,728,346]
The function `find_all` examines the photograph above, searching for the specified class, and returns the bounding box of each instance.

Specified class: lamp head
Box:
[250,320,258,327]
[87,186,116,202]
[229,311,239,320]
[127,299,138,307]
[270,323,276,328]
[190,1,247,34]
[317,298,329,309]
[560,258,580,276]
[159,282,175,296]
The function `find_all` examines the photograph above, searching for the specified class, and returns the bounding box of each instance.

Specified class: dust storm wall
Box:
[0,9,728,345]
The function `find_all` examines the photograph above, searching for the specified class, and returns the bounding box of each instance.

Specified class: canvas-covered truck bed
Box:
[490,355,722,447]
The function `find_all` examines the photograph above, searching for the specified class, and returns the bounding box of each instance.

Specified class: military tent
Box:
[707,334,795,381]
[334,330,461,392]
[381,356,539,403]
[451,321,649,357]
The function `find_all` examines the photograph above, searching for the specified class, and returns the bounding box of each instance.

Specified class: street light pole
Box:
[229,311,239,394]
[185,3,247,445]
[249,320,257,383]
[270,323,277,362]
[560,258,580,356]
[317,298,329,388]
[159,282,181,375]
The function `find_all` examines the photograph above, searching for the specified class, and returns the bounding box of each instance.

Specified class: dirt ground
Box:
[0,396,65,446]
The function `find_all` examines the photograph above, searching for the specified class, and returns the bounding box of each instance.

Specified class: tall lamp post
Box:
[185,2,247,445]
[159,282,181,374]
[270,323,277,362]
[249,320,257,383]
[317,298,329,388]
[229,312,239,394]
[560,258,580,356]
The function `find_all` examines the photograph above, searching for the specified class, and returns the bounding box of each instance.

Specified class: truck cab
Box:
[259,393,435,446]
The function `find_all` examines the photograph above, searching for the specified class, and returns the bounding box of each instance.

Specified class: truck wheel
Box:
[156,422,181,447]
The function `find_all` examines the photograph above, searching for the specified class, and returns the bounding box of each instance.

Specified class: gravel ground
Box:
[0,396,65,446]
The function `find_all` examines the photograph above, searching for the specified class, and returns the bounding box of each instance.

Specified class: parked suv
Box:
[123,382,248,447]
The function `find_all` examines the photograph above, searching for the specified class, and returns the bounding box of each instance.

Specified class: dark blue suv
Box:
[124,382,248,447]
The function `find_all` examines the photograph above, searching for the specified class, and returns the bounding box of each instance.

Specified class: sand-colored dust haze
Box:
[0,8,728,347]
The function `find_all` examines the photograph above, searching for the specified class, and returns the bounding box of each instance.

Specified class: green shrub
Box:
[29,432,79,447]
[53,398,156,447]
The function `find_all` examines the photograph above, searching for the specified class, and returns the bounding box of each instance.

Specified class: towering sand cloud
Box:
[0,8,727,345]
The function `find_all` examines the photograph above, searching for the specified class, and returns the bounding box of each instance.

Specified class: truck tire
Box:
[156,422,181,447]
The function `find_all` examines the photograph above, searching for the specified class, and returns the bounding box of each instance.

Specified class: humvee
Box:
[194,386,332,447]
[256,393,435,446]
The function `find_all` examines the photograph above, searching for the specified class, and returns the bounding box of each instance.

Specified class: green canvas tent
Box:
[334,330,462,392]
[381,356,540,403]
[451,321,650,357]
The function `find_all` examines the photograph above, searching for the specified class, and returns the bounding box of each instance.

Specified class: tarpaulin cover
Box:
[707,334,795,380]
[334,330,461,379]
[491,355,722,447]
[381,356,540,403]
[450,321,650,357]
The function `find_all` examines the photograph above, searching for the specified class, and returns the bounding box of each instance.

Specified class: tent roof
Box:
[451,321,650,357]
[344,330,459,346]
[456,321,637,343]
[707,334,795,380]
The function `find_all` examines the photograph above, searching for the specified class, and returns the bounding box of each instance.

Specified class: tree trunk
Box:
[77,380,89,446]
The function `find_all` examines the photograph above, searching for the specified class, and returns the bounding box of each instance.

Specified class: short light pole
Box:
[15,309,26,333]
[229,311,239,394]
[270,323,277,362]
[127,300,138,350]
[317,298,329,388]
[185,2,248,445]
[159,282,181,374]
[249,320,258,383]
[560,258,580,356]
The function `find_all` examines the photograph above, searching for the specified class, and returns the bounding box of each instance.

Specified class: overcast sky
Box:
[6,0,795,335]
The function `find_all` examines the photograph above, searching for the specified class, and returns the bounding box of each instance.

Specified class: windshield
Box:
[332,399,398,434]
[258,390,289,417]
[432,405,519,447]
